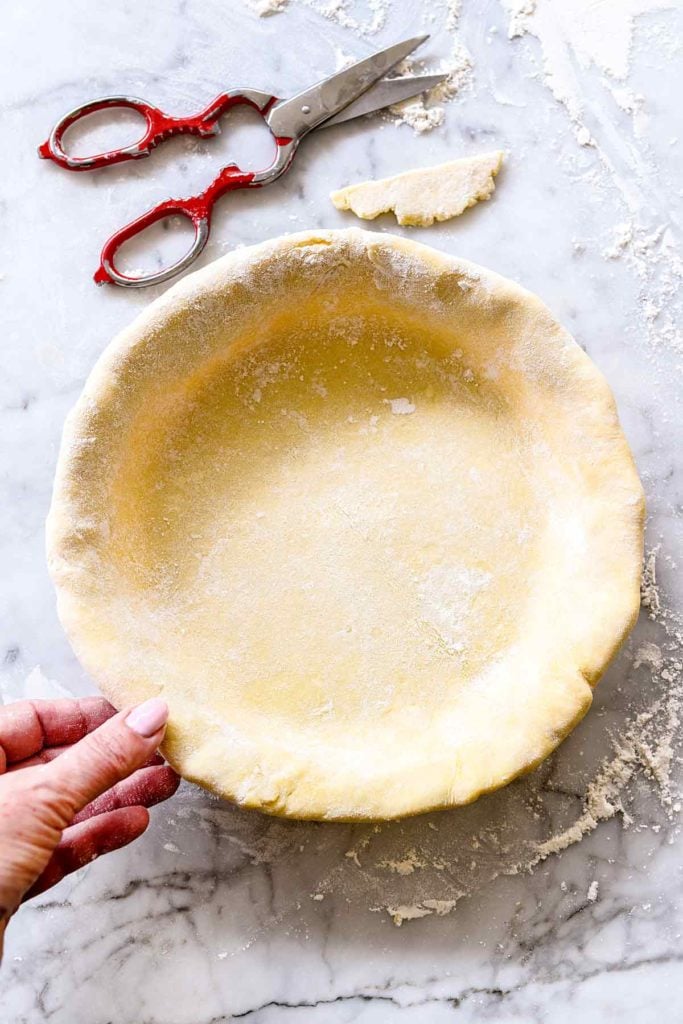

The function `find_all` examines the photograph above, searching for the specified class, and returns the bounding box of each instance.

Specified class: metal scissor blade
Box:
[266,35,429,140]
[319,73,448,129]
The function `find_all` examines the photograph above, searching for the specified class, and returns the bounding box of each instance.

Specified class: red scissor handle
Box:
[93,135,298,288]
[38,90,279,171]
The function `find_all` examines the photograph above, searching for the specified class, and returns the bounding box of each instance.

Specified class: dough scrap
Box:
[330,152,504,226]
[47,229,644,822]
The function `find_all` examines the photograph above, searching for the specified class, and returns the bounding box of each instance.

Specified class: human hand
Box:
[0,696,179,959]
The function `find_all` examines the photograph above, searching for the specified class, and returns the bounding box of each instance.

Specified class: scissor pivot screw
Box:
[301,105,311,114]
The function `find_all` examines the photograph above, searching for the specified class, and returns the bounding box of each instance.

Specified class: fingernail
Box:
[126,698,169,738]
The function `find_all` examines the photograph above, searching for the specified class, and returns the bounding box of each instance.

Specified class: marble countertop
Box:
[1,0,682,1020]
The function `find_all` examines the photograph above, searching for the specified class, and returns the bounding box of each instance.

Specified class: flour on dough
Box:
[47,228,644,822]
[330,152,504,227]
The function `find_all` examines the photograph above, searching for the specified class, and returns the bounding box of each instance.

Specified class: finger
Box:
[0,697,115,768]
[23,806,150,901]
[38,698,169,819]
[72,765,180,824]
[7,747,165,773]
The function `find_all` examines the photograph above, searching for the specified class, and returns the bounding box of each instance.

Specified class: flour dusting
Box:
[244,0,289,15]
[387,1,472,134]
[20,666,74,701]
[384,899,459,926]
[502,0,678,161]
[502,0,682,357]
[503,0,674,80]
[603,224,682,356]
[386,396,415,414]
[242,0,472,133]
[418,565,492,656]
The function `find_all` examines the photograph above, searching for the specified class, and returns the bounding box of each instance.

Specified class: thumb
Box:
[40,698,170,819]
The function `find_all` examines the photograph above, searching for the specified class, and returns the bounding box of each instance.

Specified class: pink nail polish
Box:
[126,698,169,737]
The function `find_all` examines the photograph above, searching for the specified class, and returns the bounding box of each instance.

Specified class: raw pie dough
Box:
[47,229,644,821]
[330,152,504,226]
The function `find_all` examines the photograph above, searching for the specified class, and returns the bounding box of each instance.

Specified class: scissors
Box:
[39,36,445,289]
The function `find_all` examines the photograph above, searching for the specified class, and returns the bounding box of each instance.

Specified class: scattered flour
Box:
[387,2,472,134]
[20,666,74,701]
[641,545,662,618]
[389,101,445,134]
[603,224,682,356]
[292,0,389,34]
[503,0,682,357]
[379,849,426,876]
[634,641,664,672]
[384,899,460,927]
[334,46,355,71]
[386,397,415,415]
[503,0,677,161]
[503,0,674,80]
[242,0,472,133]
[611,86,648,138]
[418,565,492,657]
[244,0,289,16]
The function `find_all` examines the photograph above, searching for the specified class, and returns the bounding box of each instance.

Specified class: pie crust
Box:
[47,229,645,820]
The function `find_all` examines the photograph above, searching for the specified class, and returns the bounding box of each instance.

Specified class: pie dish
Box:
[47,229,645,820]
